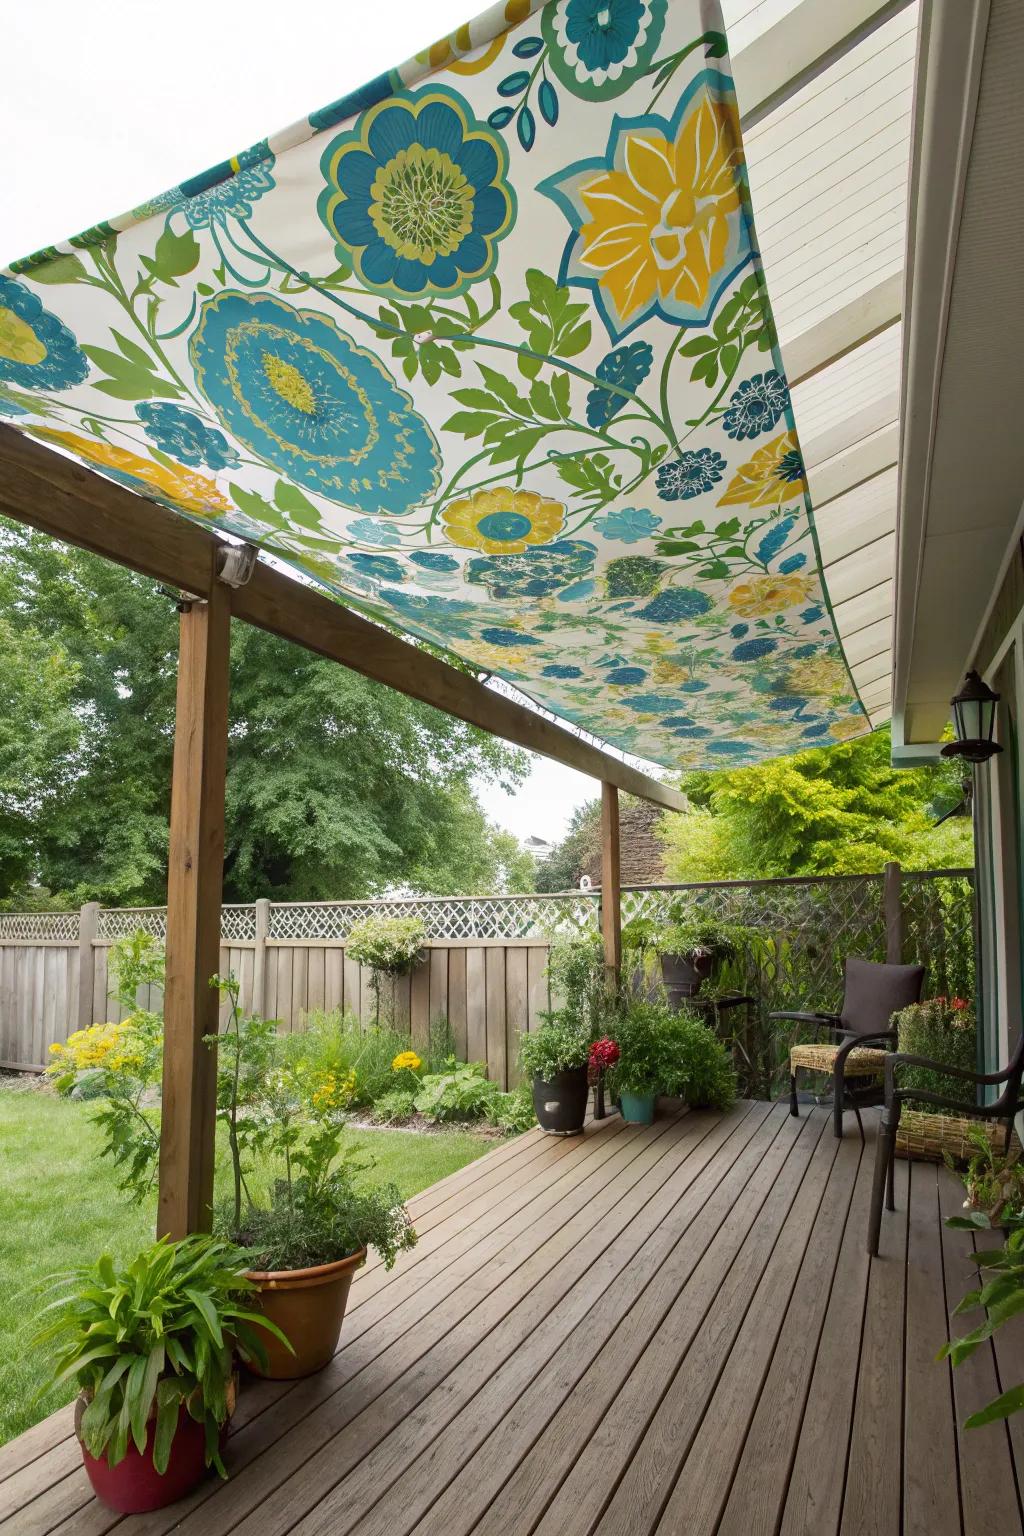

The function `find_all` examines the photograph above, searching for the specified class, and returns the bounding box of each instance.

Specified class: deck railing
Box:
[0,868,975,1092]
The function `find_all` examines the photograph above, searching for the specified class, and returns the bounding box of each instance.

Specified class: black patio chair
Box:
[772,956,925,1140]
[867,1029,1024,1255]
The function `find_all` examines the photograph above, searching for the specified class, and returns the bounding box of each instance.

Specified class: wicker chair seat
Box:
[895,1109,1021,1163]
[789,1042,889,1077]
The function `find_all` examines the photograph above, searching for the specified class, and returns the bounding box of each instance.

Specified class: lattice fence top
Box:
[268,893,601,941]
[0,909,80,941]
[1,872,973,949]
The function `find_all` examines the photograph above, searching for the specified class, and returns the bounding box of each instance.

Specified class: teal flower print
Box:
[593,507,660,544]
[656,450,726,501]
[776,447,806,483]
[542,0,667,102]
[349,517,402,547]
[0,275,88,392]
[318,85,515,299]
[586,342,653,427]
[465,540,596,600]
[722,371,789,441]
[181,145,275,229]
[190,291,441,513]
[135,403,239,470]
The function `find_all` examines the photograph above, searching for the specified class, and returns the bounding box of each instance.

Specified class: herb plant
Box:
[37,1236,282,1476]
[519,1011,593,1080]
[941,1218,1024,1427]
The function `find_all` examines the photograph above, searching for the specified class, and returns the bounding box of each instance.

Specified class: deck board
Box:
[3,1106,1023,1536]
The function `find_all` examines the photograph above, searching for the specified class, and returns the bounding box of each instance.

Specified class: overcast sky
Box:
[1,0,665,847]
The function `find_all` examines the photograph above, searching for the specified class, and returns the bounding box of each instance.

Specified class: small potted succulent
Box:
[520,1012,593,1135]
[208,977,417,1378]
[38,1235,280,1513]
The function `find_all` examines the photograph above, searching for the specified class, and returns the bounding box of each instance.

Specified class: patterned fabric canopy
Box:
[0,0,866,769]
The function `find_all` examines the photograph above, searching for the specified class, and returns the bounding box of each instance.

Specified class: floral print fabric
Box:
[0,0,864,769]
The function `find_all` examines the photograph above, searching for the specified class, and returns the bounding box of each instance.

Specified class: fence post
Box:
[883,861,903,963]
[252,899,270,1016]
[77,902,100,1031]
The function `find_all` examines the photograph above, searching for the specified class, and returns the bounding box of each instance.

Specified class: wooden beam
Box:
[734,0,913,130]
[0,425,684,813]
[157,586,231,1239]
[600,784,622,989]
[781,275,902,388]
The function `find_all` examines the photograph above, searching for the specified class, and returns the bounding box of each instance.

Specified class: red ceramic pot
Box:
[76,1383,231,1514]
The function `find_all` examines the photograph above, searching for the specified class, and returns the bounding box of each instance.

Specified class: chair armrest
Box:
[883,1049,996,1110]
[769,1011,844,1033]
[833,1031,896,1077]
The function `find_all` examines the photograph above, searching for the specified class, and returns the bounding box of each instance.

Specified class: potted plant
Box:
[208,978,417,1379]
[37,1235,279,1513]
[605,999,673,1124]
[657,907,746,1005]
[520,1012,593,1134]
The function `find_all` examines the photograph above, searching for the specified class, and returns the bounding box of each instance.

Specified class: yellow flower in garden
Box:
[568,87,743,331]
[717,432,807,509]
[442,488,564,554]
[31,429,233,518]
[727,573,817,618]
[392,1050,422,1072]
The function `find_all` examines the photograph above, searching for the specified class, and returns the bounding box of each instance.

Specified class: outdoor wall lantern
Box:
[941,670,1003,764]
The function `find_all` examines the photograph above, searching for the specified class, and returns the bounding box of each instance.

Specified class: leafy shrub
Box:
[281,1010,412,1107]
[942,1217,1024,1427]
[660,1010,737,1110]
[37,1236,276,1476]
[346,915,426,975]
[413,1061,499,1122]
[519,1012,592,1081]
[545,938,612,1038]
[895,996,977,1108]
[490,1082,537,1134]
[371,1088,418,1125]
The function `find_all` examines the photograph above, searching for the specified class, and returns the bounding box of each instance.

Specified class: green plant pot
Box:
[619,1090,657,1125]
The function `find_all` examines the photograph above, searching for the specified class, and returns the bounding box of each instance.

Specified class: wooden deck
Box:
[3,1102,1023,1536]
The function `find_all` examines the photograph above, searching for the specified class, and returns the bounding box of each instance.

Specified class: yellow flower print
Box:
[32,429,233,518]
[392,1050,422,1072]
[649,658,690,686]
[786,653,851,699]
[830,715,867,741]
[554,83,744,335]
[442,487,565,553]
[717,431,807,509]
[728,573,817,617]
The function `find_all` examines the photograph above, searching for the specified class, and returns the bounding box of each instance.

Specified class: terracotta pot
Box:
[245,1248,366,1378]
[75,1380,233,1514]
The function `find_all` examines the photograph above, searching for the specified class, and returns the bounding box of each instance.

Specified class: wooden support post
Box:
[883,860,903,964]
[76,902,100,1031]
[157,586,231,1240]
[252,898,270,1018]
[601,783,622,990]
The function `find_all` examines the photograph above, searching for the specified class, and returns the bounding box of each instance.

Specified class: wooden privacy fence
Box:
[0,869,976,1089]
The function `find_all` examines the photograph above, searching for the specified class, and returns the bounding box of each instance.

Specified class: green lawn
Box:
[0,1083,491,1447]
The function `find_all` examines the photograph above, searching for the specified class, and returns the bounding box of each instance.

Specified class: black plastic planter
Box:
[661,950,713,1008]
[532,1067,589,1135]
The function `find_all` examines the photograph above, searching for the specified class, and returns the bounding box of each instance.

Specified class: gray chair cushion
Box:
[840,955,925,1036]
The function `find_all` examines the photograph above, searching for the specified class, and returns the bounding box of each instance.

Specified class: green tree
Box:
[534,800,600,892]
[0,518,528,904]
[661,726,973,880]
[0,616,79,898]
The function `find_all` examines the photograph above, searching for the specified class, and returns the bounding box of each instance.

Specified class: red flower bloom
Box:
[589,1037,620,1072]
[951,997,969,1010]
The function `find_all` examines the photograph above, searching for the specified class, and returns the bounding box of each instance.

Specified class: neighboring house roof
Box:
[584,801,666,889]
